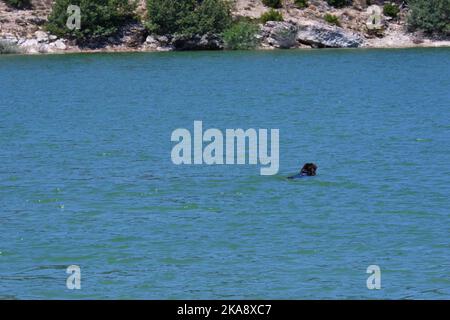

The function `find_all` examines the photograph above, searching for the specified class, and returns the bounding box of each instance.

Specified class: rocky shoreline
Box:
[1,0,449,55]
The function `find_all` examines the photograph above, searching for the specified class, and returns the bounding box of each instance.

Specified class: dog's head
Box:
[301,163,317,176]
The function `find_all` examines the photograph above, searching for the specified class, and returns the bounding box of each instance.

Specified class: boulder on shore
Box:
[261,21,298,49]
[171,34,223,50]
[120,22,147,47]
[297,23,364,48]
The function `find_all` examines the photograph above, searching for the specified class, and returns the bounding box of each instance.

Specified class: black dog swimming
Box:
[288,163,318,179]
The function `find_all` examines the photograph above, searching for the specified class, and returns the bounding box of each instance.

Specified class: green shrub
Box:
[46,0,136,42]
[3,0,31,9]
[223,21,260,50]
[262,0,282,8]
[324,13,340,26]
[325,0,350,8]
[146,0,232,35]
[294,0,308,9]
[145,0,187,35]
[0,40,21,54]
[407,0,450,35]
[260,9,283,24]
[383,3,400,18]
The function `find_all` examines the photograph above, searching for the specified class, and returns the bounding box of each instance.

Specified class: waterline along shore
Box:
[0,0,449,55]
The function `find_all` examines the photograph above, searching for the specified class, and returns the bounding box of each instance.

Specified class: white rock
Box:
[38,44,49,53]
[49,35,58,41]
[2,34,18,44]
[145,35,158,44]
[144,35,158,49]
[297,23,364,48]
[156,35,170,45]
[27,47,39,54]
[20,39,40,54]
[49,39,67,50]
[35,31,49,43]
[262,21,298,49]
[156,45,174,52]
[22,39,39,47]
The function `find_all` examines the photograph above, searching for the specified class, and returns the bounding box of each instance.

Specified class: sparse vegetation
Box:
[46,0,136,42]
[407,0,450,35]
[260,9,284,24]
[324,13,341,26]
[325,0,350,8]
[383,3,400,18]
[223,20,260,50]
[262,0,282,9]
[3,0,31,9]
[294,0,309,9]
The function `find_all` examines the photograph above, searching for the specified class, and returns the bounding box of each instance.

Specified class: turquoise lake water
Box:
[0,49,449,299]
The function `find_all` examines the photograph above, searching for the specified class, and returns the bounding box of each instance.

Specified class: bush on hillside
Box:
[407,0,450,35]
[262,0,282,9]
[223,20,260,50]
[383,3,400,18]
[3,0,31,9]
[260,9,283,24]
[294,0,308,9]
[46,0,136,42]
[146,0,232,35]
[325,0,350,8]
[324,13,341,26]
